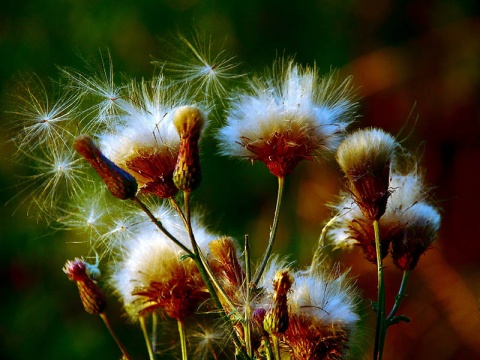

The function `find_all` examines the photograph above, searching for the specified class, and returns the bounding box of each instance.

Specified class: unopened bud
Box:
[264,269,293,335]
[172,106,206,192]
[63,258,107,315]
[74,135,138,199]
[209,237,245,288]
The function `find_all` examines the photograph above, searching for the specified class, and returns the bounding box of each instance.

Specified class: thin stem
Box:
[244,235,253,358]
[133,196,192,256]
[373,219,386,360]
[272,334,281,360]
[169,197,189,228]
[253,176,285,285]
[151,312,158,354]
[263,336,274,360]
[182,191,250,360]
[309,214,340,274]
[178,319,188,360]
[99,313,131,360]
[387,270,410,321]
[139,315,156,360]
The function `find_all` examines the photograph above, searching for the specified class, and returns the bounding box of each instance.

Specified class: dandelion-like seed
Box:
[159,33,242,103]
[60,50,122,132]
[55,186,109,241]
[218,59,356,177]
[8,74,81,154]
[14,143,90,217]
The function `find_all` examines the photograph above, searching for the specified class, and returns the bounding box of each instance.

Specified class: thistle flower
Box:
[329,169,440,265]
[336,128,398,220]
[282,268,359,360]
[218,59,356,177]
[110,206,216,320]
[98,77,208,198]
[63,258,108,315]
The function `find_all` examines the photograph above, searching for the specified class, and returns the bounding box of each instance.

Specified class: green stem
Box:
[373,219,386,360]
[139,315,156,360]
[387,270,410,321]
[99,313,131,360]
[182,191,250,360]
[272,335,281,360]
[178,319,188,360]
[309,214,340,274]
[151,312,158,354]
[263,336,274,360]
[244,235,253,358]
[253,176,285,286]
[133,196,192,256]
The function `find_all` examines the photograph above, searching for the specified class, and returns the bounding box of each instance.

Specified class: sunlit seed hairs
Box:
[337,128,398,220]
[218,59,357,177]
[8,73,81,154]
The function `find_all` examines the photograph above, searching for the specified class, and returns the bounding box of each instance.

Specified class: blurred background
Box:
[1,0,479,359]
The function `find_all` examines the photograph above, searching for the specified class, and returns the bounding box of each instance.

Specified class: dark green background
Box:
[1,1,479,359]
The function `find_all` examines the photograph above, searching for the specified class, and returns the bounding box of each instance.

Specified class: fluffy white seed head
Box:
[336,128,398,177]
[217,59,356,176]
[110,205,219,319]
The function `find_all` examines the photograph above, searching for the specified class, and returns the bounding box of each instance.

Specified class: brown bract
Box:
[125,149,178,198]
[282,315,349,360]
[132,257,208,320]
[240,130,319,178]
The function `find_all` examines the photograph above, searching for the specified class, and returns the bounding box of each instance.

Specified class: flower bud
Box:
[337,128,397,220]
[74,135,138,199]
[263,269,293,335]
[63,258,108,315]
[172,106,206,192]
